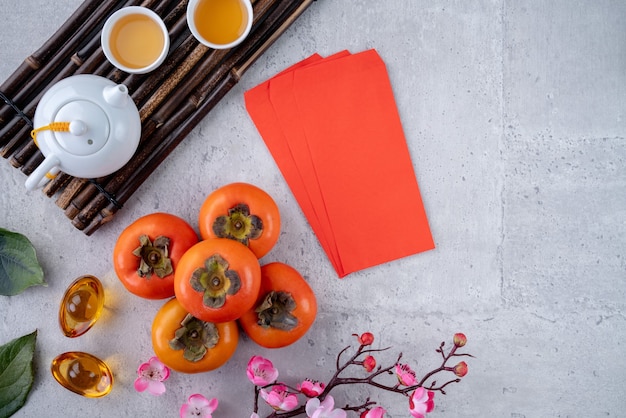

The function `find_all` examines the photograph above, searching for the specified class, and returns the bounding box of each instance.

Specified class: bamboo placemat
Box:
[0,0,314,235]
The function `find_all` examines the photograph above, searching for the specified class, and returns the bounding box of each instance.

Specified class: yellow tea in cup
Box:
[110,14,164,69]
[101,6,170,74]
[187,0,253,49]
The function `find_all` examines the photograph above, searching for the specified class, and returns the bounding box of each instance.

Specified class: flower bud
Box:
[363,355,376,372]
[454,361,468,377]
[453,333,467,347]
[357,332,375,346]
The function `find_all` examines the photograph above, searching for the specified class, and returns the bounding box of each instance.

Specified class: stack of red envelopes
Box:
[244,49,434,278]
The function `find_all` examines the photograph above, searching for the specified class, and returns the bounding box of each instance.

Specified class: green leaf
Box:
[0,331,37,418]
[0,228,45,296]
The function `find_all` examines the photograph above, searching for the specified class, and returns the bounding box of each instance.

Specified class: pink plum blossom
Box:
[408,387,435,418]
[180,394,218,418]
[305,395,347,418]
[134,356,170,396]
[395,363,417,386]
[260,384,299,412]
[250,414,260,418]
[360,406,386,418]
[247,355,279,386]
[298,378,326,397]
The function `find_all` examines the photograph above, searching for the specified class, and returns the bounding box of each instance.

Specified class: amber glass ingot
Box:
[59,275,105,337]
[51,352,114,398]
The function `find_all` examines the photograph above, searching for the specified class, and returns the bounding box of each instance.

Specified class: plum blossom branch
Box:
[248,332,473,418]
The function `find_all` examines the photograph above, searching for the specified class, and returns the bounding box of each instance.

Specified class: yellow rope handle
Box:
[31,122,71,147]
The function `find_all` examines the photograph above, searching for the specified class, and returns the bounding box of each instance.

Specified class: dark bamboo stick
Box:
[74,46,110,75]
[70,33,104,69]
[10,142,39,170]
[64,176,111,219]
[2,122,33,161]
[0,119,30,159]
[43,172,72,197]
[137,43,211,122]
[140,0,167,11]
[77,0,314,233]
[154,0,189,26]
[55,178,89,210]
[21,151,44,177]
[130,34,198,106]
[76,0,306,231]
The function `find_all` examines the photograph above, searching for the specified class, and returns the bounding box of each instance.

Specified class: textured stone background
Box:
[1,1,624,417]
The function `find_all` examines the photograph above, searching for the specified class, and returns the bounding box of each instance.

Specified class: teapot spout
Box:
[103,84,130,108]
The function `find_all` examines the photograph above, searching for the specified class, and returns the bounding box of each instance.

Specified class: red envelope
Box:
[245,49,434,277]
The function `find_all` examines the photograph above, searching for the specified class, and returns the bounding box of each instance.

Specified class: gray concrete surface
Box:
[1,1,625,417]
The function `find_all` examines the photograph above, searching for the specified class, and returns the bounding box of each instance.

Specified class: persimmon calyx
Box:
[255,291,298,331]
[190,254,241,309]
[212,203,263,245]
[132,235,173,278]
[169,314,219,362]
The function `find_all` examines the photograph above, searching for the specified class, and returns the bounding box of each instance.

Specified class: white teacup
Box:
[101,6,170,74]
[187,0,253,49]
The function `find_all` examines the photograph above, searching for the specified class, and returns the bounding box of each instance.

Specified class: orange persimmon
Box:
[113,213,199,299]
[152,298,238,373]
[238,262,317,348]
[174,238,261,323]
[198,182,280,259]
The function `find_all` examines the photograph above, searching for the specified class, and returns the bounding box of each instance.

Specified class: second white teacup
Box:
[187,0,253,50]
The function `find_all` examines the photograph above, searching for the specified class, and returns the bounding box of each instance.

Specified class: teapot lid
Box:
[53,100,110,156]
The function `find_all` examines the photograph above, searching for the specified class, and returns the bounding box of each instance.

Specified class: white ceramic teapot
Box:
[25,74,141,190]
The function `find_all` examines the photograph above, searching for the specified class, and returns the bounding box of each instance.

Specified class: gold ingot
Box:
[59,275,104,338]
[51,352,113,398]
